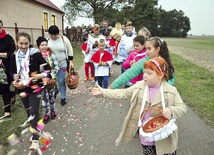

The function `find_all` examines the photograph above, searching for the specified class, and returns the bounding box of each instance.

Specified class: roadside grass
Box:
[0,44,84,146]
[171,53,214,128]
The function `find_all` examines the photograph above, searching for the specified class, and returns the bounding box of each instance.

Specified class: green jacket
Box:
[112,56,176,88]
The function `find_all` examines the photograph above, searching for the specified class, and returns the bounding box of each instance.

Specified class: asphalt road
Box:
[10,64,214,155]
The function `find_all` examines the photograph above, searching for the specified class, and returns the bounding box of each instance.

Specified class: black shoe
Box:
[61,99,67,106]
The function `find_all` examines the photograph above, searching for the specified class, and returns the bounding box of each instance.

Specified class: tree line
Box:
[62,0,191,37]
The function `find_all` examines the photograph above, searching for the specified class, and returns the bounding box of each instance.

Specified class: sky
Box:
[50,0,214,35]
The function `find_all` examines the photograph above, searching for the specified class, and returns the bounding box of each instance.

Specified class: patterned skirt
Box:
[142,145,176,155]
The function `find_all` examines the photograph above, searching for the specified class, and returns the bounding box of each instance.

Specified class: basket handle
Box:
[140,107,163,120]
[68,67,75,75]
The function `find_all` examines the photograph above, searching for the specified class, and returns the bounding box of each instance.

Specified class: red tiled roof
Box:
[34,0,64,14]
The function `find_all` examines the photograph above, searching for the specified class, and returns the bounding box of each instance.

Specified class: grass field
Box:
[1,37,214,147]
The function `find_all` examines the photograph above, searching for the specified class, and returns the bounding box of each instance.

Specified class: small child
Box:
[84,24,105,82]
[122,35,146,87]
[104,31,115,56]
[138,27,151,40]
[91,39,113,88]
[115,23,137,64]
[36,36,59,124]
[92,57,187,155]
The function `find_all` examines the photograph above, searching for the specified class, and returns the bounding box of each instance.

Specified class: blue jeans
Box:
[97,76,109,88]
[57,67,67,100]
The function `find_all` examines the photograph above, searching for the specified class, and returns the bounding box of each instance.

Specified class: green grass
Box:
[171,53,214,128]
[164,36,214,50]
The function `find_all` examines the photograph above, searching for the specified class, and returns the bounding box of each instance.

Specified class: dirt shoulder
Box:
[169,45,214,72]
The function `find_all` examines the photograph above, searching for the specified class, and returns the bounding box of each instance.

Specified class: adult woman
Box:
[0,20,16,117]
[47,25,74,106]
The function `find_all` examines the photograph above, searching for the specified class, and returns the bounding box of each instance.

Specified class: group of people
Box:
[0,20,74,150]
[0,18,187,155]
[85,21,187,155]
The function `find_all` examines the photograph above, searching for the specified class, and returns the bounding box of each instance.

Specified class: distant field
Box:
[163,36,214,51]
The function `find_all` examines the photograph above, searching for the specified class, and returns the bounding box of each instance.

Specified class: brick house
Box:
[0,0,64,44]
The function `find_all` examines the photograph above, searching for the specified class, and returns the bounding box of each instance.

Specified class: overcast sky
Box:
[50,0,214,35]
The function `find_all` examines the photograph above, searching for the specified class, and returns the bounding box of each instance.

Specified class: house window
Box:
[44,12,48,30]
[51,15,56,25]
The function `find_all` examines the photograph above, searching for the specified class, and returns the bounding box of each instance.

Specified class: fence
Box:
[4,23,83,46]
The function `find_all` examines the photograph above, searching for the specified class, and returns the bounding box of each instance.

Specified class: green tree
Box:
[62,0,130,25]
[157,9,191,37]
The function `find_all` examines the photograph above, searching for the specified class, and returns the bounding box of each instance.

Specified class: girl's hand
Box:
[130,60,135,66]
[91,84,103,96]
[14,74,20,81]
[162,107,172,119]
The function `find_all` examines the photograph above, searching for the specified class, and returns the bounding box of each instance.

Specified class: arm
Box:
[168,73,176,86]
[0,35,16,58]
[111,56,150,89]
[50,52,59,78]
[63,36,74,68]
[122,53,133,69]
[91,84,134,99]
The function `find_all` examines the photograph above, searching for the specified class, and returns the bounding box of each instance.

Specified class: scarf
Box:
[15,49,30,79]
[41,50,50,59]
[91,50,113,63]
[0,29,7,39]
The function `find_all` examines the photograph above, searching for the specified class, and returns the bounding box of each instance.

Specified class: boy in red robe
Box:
[91,39,113,88]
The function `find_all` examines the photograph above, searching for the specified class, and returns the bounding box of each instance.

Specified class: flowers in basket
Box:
[13,78,32,89]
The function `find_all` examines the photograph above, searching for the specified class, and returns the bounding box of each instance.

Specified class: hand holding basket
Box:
[66,68,79,89]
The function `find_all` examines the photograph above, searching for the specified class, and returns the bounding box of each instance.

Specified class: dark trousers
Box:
[97,76,109,88]
[0,82,15,113]
[21,93,41,140]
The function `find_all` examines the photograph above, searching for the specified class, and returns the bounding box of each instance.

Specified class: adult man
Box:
[99,21,111,35]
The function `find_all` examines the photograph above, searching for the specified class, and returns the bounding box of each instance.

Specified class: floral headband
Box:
[151,59,166,73]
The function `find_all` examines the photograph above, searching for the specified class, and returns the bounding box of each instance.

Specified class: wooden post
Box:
[42,26,44,37]
[15,23,18,38]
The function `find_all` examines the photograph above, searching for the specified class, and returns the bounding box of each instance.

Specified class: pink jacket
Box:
[122,49,146,84]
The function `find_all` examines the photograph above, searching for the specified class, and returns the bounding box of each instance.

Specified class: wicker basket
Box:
[66,68,79,89]
[43,78,56,89]
[140,107,169,133]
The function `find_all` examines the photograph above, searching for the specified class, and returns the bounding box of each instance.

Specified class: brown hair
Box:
[144,57,169,80]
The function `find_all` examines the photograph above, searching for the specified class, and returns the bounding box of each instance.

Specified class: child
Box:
[11,32,51,150]
[91,39,113,88]
[122,35,146,87]
[109,22,124,64]
[114,23,137,65]
[36,36,59,124]
[92,57,187,155]
[104,31,115,57]
[138,27,151,40]
[109,37,175,89]
[84,24,105,82]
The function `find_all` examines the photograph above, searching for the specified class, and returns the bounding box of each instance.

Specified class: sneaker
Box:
[29,140,39,150]
[51,111,56,119]
[43,115,49,124]
[84,77,88,82]
[90,77,94,82]
[61,99,67,106]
